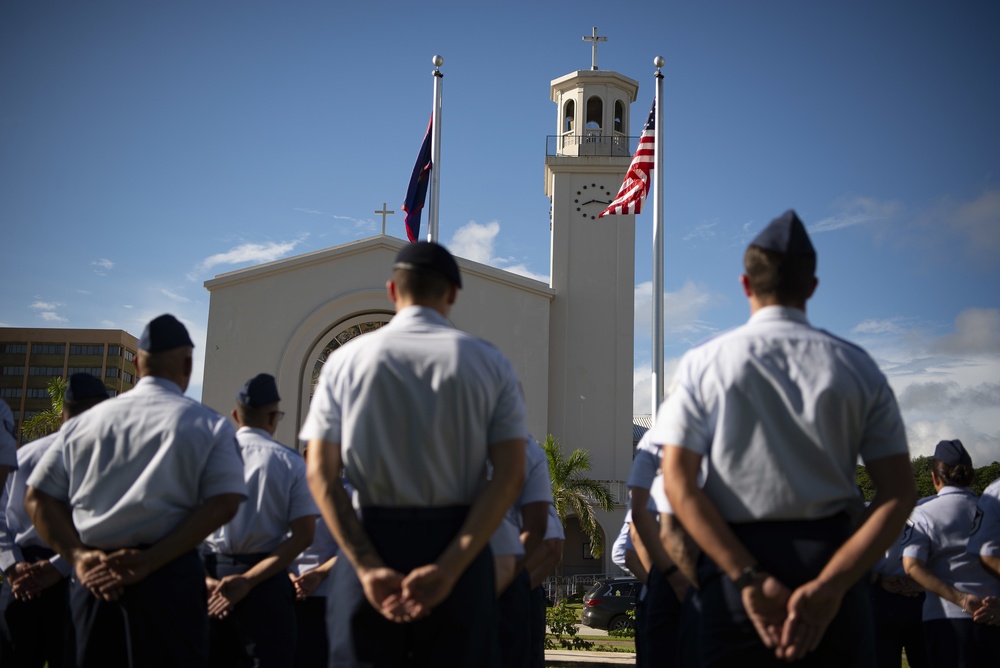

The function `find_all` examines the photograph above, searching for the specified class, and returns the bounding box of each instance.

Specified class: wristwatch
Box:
[732,564,761,590]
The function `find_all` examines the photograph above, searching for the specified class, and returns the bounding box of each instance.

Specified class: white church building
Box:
[202,59,642,577]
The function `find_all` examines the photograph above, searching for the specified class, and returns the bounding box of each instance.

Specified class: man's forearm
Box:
[982,555,1000,580]
[306,439,384,574]
[660,512,700,585]
[240,516,316,589]
[435,439,525,576]
[630,491,672,572]
[24,488,85,564]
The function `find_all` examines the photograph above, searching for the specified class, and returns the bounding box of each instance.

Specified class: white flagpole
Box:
[427,55,444,242]
[651,56,665,422]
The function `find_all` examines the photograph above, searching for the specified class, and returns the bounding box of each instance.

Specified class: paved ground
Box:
[545,649,636,666]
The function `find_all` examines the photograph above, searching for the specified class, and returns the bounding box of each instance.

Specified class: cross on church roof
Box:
[374,202,394,235]
[582,26,607,71]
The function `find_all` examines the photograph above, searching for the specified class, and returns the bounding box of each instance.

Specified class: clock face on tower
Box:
[574,183,612,220]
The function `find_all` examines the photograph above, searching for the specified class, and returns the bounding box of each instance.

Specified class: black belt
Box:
[360,505,470,522]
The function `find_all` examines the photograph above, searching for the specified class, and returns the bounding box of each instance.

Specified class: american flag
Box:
[402,116,433,242]
[599,100,655,218]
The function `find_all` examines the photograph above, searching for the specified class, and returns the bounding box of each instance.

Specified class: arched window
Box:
[563,100,575,133]
[614,101,624,133]
[309,315,392,399]
[586,96,603,130]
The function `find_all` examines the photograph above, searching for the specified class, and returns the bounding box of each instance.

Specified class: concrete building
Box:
[202,61,640,576]
[0,327,139,442]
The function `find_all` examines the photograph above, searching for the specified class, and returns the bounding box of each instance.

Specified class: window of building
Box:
[69,367,103,377]
[122,372,134,384]
[2,367,23,376]
[0,389,22,398]
[108,346,121,357]
[563,100,575,133]
[614,101,624,133]
[70,344,105,356]
[586,96,603,130]
[31,344,65,356]
[124,350,135,362]
[3,344,26,354]
[107,390,118,397]
[26,388,51,398]
[28,367,63,376]
[106,368,119,378]
[310,316,392,398]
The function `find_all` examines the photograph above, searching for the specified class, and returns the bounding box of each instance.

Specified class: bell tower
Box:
[545,57,639,487]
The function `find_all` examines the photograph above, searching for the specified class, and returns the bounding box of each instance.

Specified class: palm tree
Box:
[21,376,67,441]
[543,434,615,558]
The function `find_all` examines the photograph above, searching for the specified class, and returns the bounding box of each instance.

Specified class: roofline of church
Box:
[549,69,640,102]
[203,234,555,299]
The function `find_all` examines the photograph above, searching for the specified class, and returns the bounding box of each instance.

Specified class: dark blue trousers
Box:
[0,546,73,668]
[528,585,546,668]
[293,595,328,668]
[924,618,1000,668]
[636,565,681,667]
[204,552,297,668]
[871,585,926,668]
[695,514,875,668]
[71,549,208,668]
[497,569,531,668]
[327,506,498,668]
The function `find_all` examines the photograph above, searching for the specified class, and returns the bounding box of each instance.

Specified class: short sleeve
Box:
[900,508,931,563]
[649,354,713,456]
[518,441,553,506]
[626,447,659,491]
[25,435,69,501]
[298,361,343,444]
[543,505,565,541]
[968,483,1000,558]
[858,381,910,463]
[489,515,524,557]
[611,522,631,568]
[198,419,248,500]
[0,402,17,470]
[486,357,528,446]
[287,456,320,522]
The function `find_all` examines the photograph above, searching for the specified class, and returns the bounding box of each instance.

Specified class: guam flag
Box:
[402,116,433,242]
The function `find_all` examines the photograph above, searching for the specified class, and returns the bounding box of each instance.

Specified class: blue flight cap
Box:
[933,439,972,468]
[236,373,281,408]
[138,314,194,353]
[64,373,110,402]
[750,210,816,257]
[393,241,462,288]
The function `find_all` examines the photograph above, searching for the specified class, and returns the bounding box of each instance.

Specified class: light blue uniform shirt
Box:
[0,432,70,576]
[901,486,1000,620]
[967,478,1000,560]
[653,306,909,522]
[492,438,555,554]
[0,401,17,471]
[203,427,318,556]
[288,517,339,598]
[873,496,932,578]
[299,306,527,508]
[28,376,247,549]
[543,504,565,541]
[611,521,633,571]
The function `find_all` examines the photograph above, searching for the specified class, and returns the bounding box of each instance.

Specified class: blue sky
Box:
[2,1,998,463]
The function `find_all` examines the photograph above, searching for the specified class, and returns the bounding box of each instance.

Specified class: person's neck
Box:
[749,296,806,316]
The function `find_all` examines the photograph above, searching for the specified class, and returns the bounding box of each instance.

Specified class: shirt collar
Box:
[136,375,184,395]
[391,305,453,328]
[237,426,273,439]
[748,305,810,326]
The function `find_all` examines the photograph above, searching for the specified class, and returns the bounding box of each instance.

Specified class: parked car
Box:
[580,577,641,631]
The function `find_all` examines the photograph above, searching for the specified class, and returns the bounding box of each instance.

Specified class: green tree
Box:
[856,456,1000,502]
[20,376,67,441]
[543,434,615,558]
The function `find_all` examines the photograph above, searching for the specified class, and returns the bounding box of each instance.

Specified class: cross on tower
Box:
[374,202,394,235]
[582,26,607,71]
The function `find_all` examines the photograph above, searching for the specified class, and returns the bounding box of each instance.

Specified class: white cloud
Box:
[29,300,61,311]
[195,238,306,274]
[101,320,116,327]
[92,258,114,275]
[29,300,68,323]
[810,196,900,233]
[852,307,1000,460]
[161,288,192,304]
[949,189,1000,260]
[682,218,720,242]
[634,280,724,338]
[39,311,68,323]
[447,221,549,282]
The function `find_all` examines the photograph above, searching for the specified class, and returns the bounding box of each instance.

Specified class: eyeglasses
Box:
[270,411,285,421]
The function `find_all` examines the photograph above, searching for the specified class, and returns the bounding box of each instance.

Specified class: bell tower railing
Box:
[547,132,635,157]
